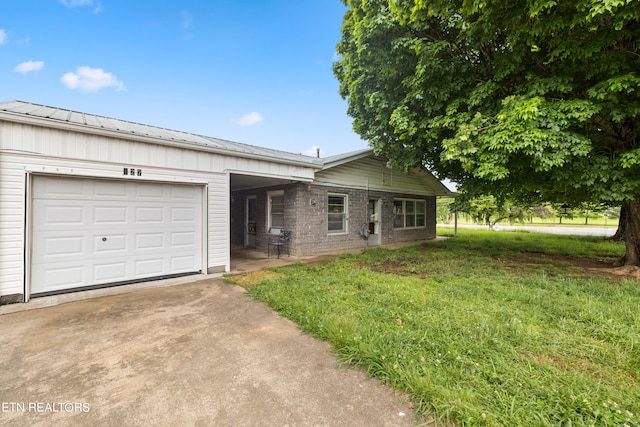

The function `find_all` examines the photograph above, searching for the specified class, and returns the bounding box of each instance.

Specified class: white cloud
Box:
[60,0,92,5]
[181,12,193,29]
[60,0,102,13]
[0,29,7,45]
[233,112,263,126]
[60,66,126,92]
[304,145,321,157]
[14,61,44,74]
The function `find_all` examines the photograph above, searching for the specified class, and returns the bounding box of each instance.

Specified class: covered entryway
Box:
[229,172,300,252]
[30,176,203,296]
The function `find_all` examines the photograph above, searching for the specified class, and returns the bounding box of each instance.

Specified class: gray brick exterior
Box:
[231,183,437,257]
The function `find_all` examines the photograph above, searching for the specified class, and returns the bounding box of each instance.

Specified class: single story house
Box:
[0,100,454,304]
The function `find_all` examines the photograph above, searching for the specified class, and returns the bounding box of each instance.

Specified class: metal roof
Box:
[321,148,374,168]
[0,100,323,168]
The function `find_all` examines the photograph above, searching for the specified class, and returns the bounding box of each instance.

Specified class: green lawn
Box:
[229,230,639,426]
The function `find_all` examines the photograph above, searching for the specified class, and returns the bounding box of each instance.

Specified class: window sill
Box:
[394,227,426,230]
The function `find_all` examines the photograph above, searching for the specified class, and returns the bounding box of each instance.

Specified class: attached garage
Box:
[0,100,319,304]
[30,176,204,296]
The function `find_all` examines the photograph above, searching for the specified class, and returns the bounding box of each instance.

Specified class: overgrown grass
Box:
[231,230,639,426]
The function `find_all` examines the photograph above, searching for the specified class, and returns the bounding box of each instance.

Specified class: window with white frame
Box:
[393,199,426,229]
[328,194,347,233]
[267,190,284,232]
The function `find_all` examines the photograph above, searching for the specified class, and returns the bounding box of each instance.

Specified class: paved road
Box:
[438,224,617,237]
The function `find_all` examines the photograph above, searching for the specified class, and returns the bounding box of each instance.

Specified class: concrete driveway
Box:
[0,278,414,426]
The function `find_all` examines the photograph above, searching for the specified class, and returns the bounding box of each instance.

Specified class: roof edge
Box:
[0,101,323,169]
[321,148,374,169]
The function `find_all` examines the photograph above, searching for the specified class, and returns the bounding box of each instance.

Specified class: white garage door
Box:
[31,176,203,295]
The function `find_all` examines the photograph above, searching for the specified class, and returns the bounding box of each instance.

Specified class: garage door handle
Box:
[102,237,107,242]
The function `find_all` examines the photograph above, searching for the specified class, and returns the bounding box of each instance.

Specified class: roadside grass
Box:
[435,227,623,261]
[230,230,640,426]
[451,216,619,227]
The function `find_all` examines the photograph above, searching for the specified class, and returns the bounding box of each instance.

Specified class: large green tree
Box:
[334,0,640,265]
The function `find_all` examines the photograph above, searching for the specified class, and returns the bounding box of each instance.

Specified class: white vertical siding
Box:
[207,176,228,270]
[0,155,25,296]
[0,121,315,179]
[1,122,226,172]
[315,156,438,195]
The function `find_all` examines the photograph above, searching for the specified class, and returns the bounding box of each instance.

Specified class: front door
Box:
[245,196,257,247]
[368,199,381,246]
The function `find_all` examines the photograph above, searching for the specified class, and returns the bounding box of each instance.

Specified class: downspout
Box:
[365,178,369,248]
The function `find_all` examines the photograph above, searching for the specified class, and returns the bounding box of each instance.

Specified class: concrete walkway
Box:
[0,277,415,426]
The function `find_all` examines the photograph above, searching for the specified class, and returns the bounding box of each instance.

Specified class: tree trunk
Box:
[610,204,627,241]
[622,198,640,266]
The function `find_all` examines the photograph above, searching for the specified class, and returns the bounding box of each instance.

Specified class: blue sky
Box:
[0,0,368,157]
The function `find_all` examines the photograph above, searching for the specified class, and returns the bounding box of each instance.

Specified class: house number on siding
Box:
[123,168,142,176]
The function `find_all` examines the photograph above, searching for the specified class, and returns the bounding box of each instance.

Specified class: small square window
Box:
[268,191,285,232]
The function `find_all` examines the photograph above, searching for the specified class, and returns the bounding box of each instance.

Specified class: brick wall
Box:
[231,183,437,257]
[292,184,369,255]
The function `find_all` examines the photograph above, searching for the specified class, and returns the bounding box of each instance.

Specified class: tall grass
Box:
[235,230,639,426]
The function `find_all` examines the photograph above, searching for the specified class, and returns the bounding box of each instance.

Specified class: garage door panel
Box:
[32,231,89,260]
[34,264,85,292]
[171,255,199,271]
[135,206,164,223]
[135,258,165,276]
[94,261,128,282]
[43,235,85,257]
[171,231,197,247]
[34,176,85,198]
[93,260,127,283]
[135,183,164,199]
[31,177,203,295]
[33,204,86,227]
[94,206,128,224]
[170,185,200,200]
[171,207,197,222]
[94,180,127,198]
[95,234,128,253]
[136,233,165,250]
